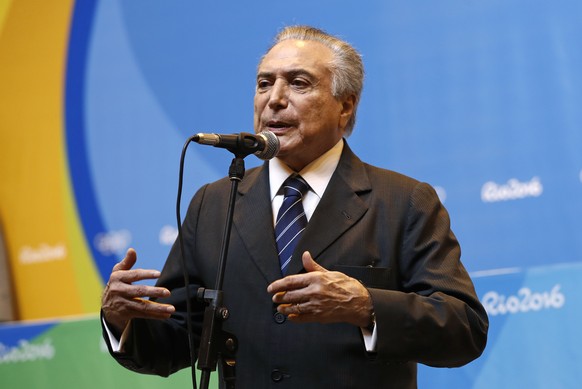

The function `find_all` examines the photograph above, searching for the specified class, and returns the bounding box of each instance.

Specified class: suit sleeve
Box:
[369,182,488,367]
[101,185,209,377]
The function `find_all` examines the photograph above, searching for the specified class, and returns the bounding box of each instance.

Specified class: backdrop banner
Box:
[0,316,215,388]
[1,0,581,387]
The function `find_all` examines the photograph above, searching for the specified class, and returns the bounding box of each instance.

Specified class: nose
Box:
[267,79,288,110]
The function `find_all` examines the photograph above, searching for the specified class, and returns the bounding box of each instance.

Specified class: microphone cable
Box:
[175,135,199,389]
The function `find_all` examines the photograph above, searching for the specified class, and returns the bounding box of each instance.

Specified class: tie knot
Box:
[282,175,309,198]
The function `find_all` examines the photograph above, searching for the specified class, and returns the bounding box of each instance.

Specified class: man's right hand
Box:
[101,248,176,334]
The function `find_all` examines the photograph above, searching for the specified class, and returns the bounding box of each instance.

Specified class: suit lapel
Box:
[287,143,372,274]
[232,163,282,283]
[232,144,372,280]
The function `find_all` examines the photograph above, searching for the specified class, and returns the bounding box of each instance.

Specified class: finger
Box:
[272,291,287,302]
[277,303,316,322]
[102,296,176,329]
[272,290,297,304]
[113,268,162,284]
[112,248,138,272]
[301,251,327,273]
[271,288,309,304]
[125,298,176,319]
[276,303,302,316]
[267,273,310,294]
[286,312,322,323]
[115,283,171,300]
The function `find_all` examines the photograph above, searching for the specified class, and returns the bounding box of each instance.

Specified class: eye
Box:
[256,79,272,91]
[290,77,310,90]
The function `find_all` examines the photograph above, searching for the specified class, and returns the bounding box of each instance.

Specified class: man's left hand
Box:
[268,251,374,327]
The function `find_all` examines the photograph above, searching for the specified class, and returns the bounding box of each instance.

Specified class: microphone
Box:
[193,131,280,160]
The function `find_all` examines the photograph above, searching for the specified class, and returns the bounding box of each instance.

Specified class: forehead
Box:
[258,39,334,77]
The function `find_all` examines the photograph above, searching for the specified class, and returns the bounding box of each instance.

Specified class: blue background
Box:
[63,0,582,387]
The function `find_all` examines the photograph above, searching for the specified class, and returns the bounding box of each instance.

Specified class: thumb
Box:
[302,251,327,273]
[113,248,137,272]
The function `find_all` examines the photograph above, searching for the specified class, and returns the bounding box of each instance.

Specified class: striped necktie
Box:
[275,175,309,275]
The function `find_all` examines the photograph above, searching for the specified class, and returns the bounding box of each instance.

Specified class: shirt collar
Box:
[269,139,344,200]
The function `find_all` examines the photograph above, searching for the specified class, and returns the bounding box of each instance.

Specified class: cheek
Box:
[300,105,334,130]
[295,102,319,124]
[253,100,263,125]
[254,93,265,111]
[302,96,335,117]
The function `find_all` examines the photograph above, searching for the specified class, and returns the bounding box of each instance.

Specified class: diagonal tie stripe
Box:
[275,175,309,275]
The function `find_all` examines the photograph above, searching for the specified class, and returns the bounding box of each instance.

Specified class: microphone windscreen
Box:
[255,131,280,160]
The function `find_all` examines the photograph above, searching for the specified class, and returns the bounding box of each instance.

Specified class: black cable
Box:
[176,135,198,389]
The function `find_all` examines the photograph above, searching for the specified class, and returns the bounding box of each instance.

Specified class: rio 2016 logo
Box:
[481,284,565,316]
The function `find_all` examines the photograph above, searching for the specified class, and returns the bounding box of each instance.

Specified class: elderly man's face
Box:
[254,39,354,171]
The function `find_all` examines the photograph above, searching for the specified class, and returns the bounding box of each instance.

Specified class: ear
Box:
[338,94,356,131]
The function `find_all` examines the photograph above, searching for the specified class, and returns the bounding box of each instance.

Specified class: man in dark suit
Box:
[101,25,488,388]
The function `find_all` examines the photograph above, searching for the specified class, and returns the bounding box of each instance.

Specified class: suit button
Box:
[274,312,286,324]
[271,369,284,382]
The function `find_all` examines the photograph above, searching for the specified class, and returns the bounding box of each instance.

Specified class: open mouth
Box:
[266,120,293,132]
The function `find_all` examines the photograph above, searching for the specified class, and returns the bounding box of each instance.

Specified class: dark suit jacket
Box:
[104,142,488,388]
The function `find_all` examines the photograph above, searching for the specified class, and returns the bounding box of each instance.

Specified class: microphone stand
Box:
[180,132,276,389]
[196,155,246,389]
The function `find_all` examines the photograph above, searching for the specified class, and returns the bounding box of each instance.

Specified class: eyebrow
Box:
[256,69,317,81]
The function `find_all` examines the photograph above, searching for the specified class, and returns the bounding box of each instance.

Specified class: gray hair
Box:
[265,25,364,136]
